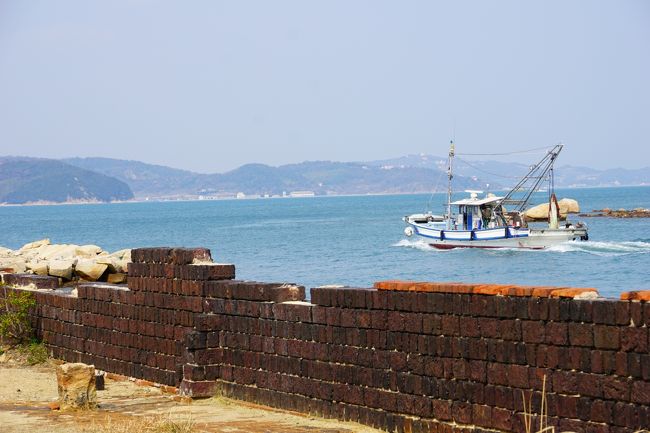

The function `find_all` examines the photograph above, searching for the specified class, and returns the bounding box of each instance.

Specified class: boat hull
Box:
[408,223,587,250]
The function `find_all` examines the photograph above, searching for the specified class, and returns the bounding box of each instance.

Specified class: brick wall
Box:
[1,247,648,433]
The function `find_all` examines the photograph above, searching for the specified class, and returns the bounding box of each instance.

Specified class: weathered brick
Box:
[620,326,648,352]
[431,399,452,421]
[569,322,593,347]
[545,321,568,345]
[522,320,545,343]
[631,380,650,405]
[594,325,620,350]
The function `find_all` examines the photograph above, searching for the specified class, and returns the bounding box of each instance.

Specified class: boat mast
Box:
[498,143,564,213]
[446,140,455,229]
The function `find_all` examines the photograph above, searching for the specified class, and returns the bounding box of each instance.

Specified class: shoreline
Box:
[2,184,649,208]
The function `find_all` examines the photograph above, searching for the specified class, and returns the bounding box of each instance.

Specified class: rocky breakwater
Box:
[0,239,130,288]
[580,207,650,218]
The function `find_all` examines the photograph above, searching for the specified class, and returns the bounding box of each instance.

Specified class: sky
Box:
[0,1,648,173]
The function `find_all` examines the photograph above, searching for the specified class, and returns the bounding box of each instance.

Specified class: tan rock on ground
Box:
[112,249,131,262]
[19,238,50,251]
[96,256,122,273]
[0,258,27,273]
[38,244,78,261]
[48,259,75,280]
[75,245,103,258]
[56,363,97,410]
[75,260,108,281]
[27,260,49,276]
[107,273,127,284]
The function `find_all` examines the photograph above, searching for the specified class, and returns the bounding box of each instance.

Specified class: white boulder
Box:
[0,240,131,283]
[38,244,78,261]
[75,245,103,258]
[75,260,108,281]
[0,257,27,273]
[558,198,580,214]
[0,246,14,257]
[27,260,49,276]
[49,259,75,280]
[115,259,128,273]
[20,238,50,251]
[109,249,131,262]
[95,256,121,272]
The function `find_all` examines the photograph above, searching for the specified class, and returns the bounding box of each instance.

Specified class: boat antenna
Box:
[447,140,455,229]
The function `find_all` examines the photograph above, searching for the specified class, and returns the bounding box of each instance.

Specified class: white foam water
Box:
[394,238,650,257]
[546,240,650,256]
[392,239,438,252]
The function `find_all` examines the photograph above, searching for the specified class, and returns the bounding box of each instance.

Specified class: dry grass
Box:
[81,413,196,433]
[522,375,649,433]
[521,375,552,433]
[0,341,50,366]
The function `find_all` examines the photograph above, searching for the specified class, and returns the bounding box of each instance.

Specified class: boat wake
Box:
[393,239,439,252]
[545,240,650,256]
[394,239,650,257]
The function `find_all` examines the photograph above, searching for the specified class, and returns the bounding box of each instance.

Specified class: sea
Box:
[1,186,649,299]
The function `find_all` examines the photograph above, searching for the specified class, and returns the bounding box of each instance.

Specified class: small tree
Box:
[0,284,36,344]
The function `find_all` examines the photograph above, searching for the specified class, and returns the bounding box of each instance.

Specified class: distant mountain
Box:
[365,154,650,189]
[63,157,207,197]
[64,157,483,198]
[4,154,646,204]
[0,157,134,204]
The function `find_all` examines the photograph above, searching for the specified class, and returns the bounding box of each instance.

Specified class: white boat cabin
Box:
[449,191,504,230]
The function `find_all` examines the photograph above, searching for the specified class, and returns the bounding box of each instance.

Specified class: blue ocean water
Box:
[1,186,649,298]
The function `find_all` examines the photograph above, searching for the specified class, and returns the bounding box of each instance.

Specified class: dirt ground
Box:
[0,356,381,433]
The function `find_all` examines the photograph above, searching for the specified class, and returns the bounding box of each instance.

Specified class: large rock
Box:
[107,273,127,284]
[524,202,550,220]
[0,246,14,257]
[56,363,97,410]
[27,260,49,276]
[525,198,580,221]
[38,244,78,261]
[558,198,580,214]
[20,238,50,251]
[108,249,131,262]
[75,245,103,258]
[48,259,75,280]
[117,259,129,273]
[95,256,122,273]
[0,257,27,273]
[75,260,108,281]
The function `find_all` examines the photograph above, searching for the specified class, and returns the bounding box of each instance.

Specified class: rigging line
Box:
[456,145,553,156]
[425,167,447,212]
[455,157,521,180]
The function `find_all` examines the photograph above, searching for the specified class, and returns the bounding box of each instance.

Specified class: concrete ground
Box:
[0,358,381,433]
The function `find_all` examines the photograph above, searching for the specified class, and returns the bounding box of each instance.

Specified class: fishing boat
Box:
[403,142,588,249]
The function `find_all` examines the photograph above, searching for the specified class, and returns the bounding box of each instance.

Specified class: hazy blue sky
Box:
[1,1,648,173]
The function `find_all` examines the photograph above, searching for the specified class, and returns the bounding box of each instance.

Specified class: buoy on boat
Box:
[404,227,414,237]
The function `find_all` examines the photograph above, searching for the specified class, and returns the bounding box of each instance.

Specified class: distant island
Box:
[0,157,133,205]
[0,154,648,205]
